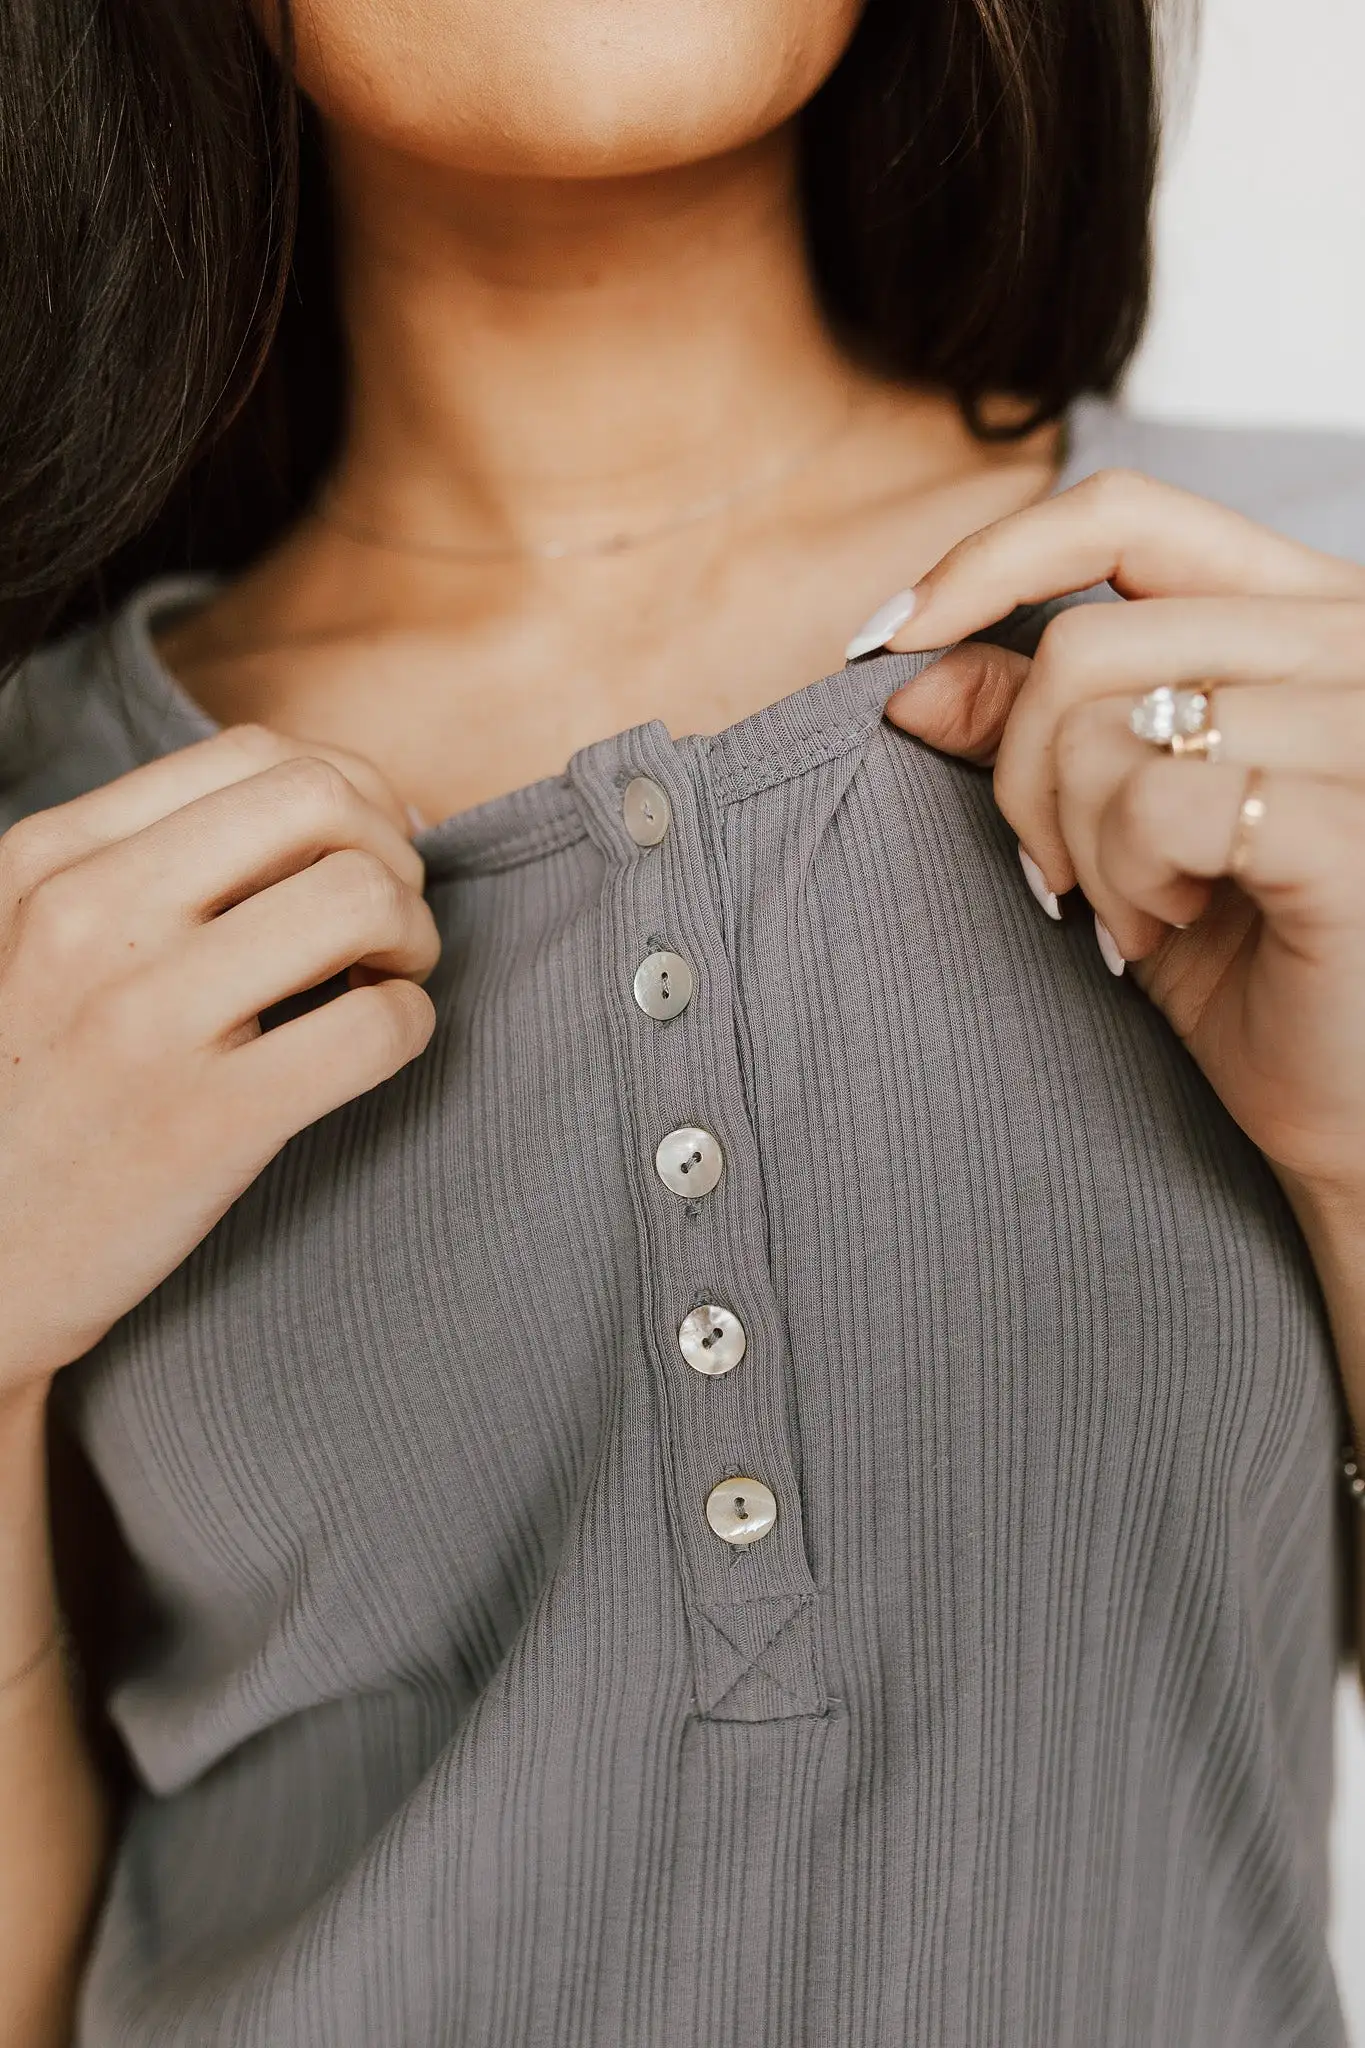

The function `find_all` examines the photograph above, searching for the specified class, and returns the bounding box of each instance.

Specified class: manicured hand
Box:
[0,726,440,1401]
[855,467,1365,1211]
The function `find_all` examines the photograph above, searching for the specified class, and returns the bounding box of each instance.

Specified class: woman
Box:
[1,0,1363,2042]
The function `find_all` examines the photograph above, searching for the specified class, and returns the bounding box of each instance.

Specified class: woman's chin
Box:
[295,0,860,182]
[437,92,799,184]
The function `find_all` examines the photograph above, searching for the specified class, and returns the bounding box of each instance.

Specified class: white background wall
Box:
[1124,0,1365,2032]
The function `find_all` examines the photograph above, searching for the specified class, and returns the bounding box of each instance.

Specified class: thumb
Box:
[883,642,1032,766]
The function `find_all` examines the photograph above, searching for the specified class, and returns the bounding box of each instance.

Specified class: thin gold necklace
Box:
[312,389,864,565]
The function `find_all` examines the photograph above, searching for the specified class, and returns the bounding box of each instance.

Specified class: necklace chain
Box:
[312,390,864,565]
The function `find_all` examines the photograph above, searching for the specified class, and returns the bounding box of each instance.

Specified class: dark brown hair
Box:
[0,0,1159,672]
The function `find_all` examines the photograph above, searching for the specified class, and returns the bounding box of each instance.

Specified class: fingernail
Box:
[1094,914,1126,977]
[845,588,917,661]
[405,801,429,835]
[1018,844,1061,921]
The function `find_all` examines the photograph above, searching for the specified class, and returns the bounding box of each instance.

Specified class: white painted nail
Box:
[1094,914,1126,977]
[405,801,429,835]
[844,588,917,661]
[1018,844,1061,921]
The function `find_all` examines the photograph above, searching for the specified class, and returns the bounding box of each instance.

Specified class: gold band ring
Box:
[1227,767,1267,880]
[1169,721,1224,760]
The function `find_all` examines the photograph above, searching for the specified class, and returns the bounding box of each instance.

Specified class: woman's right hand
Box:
[0,724,441,1405]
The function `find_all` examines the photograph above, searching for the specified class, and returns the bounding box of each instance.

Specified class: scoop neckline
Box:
[106,399,1098,877]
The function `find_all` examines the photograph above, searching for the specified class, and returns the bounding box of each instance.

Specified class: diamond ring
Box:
[1129,685,1223,760]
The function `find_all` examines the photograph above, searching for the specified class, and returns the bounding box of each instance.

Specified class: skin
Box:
[158,11,1059,819]
[1,0,1361,2038]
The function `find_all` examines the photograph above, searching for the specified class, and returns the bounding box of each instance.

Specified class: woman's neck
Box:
[325,125,878,557]
[161,122,1060,820]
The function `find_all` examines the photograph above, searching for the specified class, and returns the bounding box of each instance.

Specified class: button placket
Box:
[570,729,823,1722]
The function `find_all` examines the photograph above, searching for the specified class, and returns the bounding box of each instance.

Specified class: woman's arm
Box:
[1282,1186,1365,1686]
[0,724,440,2043]
[0,1388,107,2048]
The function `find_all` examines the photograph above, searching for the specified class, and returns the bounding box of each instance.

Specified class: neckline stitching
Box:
[101,405,1100,869]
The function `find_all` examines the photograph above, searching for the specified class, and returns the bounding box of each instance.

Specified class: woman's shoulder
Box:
[0,578,211,826]
[1061,395,1365,561]
[0,615,124,824]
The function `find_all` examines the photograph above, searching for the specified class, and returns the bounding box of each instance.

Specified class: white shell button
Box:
[655,1126,723,1198]
[622,777,671,847]
[705,1477,778,1547]
[633,951,695,1021]
[678,1305,747,1377]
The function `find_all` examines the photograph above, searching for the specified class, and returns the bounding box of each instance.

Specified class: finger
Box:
[0,724,416,890]
[993,598,1365,890]
[1203,682,1365,778]
[9,756,428,973]
[1050,696,1215,943]
[882,469,1365,653]
[1097,762,1365,953]
[890,603,1365,773]
[106,753,427,918]
[1017,595,1365,701]
[175,849,441,1035]
[229,976,437,1132]
[882,642,1032,765]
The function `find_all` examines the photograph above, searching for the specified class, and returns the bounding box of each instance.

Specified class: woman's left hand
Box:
[870,467,1365,1214]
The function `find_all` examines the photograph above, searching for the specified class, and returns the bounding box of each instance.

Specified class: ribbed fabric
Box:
[2,402,1362,2045]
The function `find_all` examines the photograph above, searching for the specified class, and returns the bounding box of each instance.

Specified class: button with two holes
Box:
[655,1125,723,1198]
[705,1477,778,1546]
[633,950,695,1021]
[678,1304,746,1377]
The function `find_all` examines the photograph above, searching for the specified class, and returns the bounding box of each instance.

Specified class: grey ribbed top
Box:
[6,402,1365,2046]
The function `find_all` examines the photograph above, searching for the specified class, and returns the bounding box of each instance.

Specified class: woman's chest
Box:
[67,717,1340,1751]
